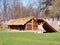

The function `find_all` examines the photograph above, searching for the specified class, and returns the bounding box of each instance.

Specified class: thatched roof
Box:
[7,17,34,25]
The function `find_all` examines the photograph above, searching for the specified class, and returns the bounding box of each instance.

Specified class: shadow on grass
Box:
[43,31,57,33]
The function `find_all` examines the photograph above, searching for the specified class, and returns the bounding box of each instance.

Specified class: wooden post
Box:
[8,26,11,31]
[32,19,34,30]
[25,25,27,31]
[18,26,20,31]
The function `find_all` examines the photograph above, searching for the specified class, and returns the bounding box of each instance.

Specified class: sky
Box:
[22,0,28,6]
[22,0,46,8]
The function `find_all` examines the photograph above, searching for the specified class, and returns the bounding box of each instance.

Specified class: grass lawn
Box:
[0,28,60,45]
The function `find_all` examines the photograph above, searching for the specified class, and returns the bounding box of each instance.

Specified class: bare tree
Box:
[8,0,25,19]
[52,0,60,18]
[3,0,7,22]
[5,0,41,20]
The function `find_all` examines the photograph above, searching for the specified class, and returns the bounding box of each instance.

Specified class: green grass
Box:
[0,32,60,45]
[0,28,60,45]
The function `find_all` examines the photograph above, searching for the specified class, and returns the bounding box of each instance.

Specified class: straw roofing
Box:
[7,17,34,25]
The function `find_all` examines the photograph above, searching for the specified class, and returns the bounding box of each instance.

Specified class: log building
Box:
[7,17,57,32]
[7,17,38,31]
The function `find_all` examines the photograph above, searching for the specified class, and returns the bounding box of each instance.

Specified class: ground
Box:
[0,28,60,45]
